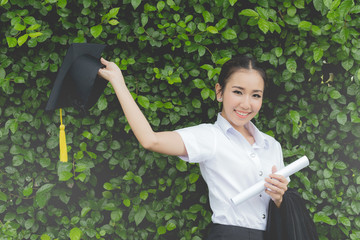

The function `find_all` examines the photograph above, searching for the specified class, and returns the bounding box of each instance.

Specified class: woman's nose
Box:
[240,95,251,109]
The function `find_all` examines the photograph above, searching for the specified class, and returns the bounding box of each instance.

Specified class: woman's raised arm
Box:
[98,58,187,156]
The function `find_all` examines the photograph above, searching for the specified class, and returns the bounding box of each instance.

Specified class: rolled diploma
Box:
[230,156,309,205]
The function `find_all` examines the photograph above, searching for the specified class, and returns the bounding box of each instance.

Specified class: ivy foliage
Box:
[1,0,360,239]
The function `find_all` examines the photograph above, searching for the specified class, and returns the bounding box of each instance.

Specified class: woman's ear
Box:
[215,83,223,102]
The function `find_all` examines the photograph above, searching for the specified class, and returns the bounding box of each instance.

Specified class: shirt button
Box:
[259,194,262,197]
[259,171,263,176]
[250,153,256,158]
[262,214,266,219]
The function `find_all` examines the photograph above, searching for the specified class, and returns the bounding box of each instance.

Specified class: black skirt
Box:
[207,223,265,240]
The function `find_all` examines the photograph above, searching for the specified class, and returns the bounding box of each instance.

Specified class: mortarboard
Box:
[46,43,107,162]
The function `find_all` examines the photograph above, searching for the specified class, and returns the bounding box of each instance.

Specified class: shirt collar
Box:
[215,113,268,149]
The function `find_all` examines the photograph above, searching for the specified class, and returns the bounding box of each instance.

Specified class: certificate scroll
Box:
[230,156,309,205]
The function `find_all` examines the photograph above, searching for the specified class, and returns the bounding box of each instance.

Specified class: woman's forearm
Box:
[98,58,186,156]
[111,78,158,149]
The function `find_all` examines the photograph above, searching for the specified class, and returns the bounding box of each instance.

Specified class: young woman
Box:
[98,56,289,240]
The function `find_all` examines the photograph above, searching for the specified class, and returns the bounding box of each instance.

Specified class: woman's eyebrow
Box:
[232,86,263,93]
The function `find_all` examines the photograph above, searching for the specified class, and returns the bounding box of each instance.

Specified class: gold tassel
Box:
[59,108,68,162]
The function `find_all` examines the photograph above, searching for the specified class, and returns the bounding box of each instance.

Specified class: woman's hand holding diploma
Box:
[231,156,309,207]
[264,166,289,208]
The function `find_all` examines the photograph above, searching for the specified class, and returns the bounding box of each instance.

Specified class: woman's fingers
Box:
[264,167,289,207]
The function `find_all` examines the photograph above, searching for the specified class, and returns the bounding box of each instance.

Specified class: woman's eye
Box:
[233,90,242,95]
[253,94,262,98]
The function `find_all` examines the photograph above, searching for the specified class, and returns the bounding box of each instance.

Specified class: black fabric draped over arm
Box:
[265,188,319,240]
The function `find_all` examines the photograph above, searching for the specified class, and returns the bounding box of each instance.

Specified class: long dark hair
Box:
[217,56,267,94]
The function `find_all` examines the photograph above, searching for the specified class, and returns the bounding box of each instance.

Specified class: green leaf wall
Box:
[1,0,360,239]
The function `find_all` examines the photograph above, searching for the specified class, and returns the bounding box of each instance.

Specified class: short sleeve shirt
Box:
[176,113,285,231]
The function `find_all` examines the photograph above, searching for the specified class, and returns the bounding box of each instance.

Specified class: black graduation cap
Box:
[45,43,107,111]
[45,43,106,162]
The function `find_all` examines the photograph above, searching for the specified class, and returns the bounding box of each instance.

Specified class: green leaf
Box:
[192,99,201,108]
[18,34,29,46]
[137,96,150,109]
[69,227,82,240]
[109,19,119,26]
[335,161,347,170]
[201,88,210,100]
[81,207,91,217]
[59,171,73,181]
[25,219,34,229]
[36,184,55,208]
[29,32,43,38]
[57,0,67,8]
[6,37,17,48]
[329,89,341,99]
[311,25,321,36]
[189,173,199,184]
[337,112,347,125]
[40,234,51,240]
[193,79,206,88]
[258,18,270,33]
[14,23,26,31]
[123,199,131,207]
[338,0,354,17]
[206,26,218,34]
[83,0,91,8]
[37,184,55,194]
[176,159,187,172]
[134,207,146,225]
[58,162,73,181]
[0,191,8,202]
[157,1,165,11]
[314,213,337,225]
[90,24,103,38]
[222,28,237,40]
[239,9,259,17]
[131,0,142,10]
[108,7,120,18]
[202,11,214,23]
[96,141,108,151]
[140,191,148,200]
[23,185,33,197]
[12,155,24,166]
[286,58,297,73]
[229,0,237,6]
[0,68,5,80]
[342,59,354,71]
[216,18,228,31]
[339,216,351,227]
[274,47,283,57]
[313,48,323,63]
[27,24,41,31]
[287,6,297,16]
[166,220,177,231]
[351,201,360,215]
[1,0,9,6]
[298,21,312,31]
[157,226,166,235]
[111,210,123,222]
[141,13,148,26]
[97,95,107,110]
[103,182,114,190]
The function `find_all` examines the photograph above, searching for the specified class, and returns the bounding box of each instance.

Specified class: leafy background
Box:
[1,0,360,239]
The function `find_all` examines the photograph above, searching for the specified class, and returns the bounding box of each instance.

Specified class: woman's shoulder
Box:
[176,122,218,134]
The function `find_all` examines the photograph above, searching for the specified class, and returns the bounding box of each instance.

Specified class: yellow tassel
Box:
[59,108,68,162]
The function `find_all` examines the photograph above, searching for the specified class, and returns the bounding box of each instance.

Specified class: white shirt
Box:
[176,113,285,231]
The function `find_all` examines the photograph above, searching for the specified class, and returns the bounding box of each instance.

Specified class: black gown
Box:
[265,188,319,240]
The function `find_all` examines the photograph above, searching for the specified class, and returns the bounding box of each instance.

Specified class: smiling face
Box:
[216,69,264,133]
